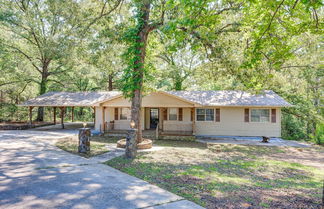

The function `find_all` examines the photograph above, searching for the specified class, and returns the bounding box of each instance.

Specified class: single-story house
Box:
[20,90,291,137]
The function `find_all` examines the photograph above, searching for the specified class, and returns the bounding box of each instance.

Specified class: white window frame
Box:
[250,108,270,123]
[196,108,215,122]
[120,107,131,120]
[168,108,178,121]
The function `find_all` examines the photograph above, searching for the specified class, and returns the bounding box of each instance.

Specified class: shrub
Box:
[309,123,324,145]
[281,113,307,140]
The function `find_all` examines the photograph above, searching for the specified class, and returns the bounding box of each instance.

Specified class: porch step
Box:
[160,131,193,136]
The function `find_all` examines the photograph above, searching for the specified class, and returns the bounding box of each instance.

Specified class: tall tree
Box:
[0,0,81,120]
[0,0,123,121]
[155,41,201,90]
[121,0,243,157]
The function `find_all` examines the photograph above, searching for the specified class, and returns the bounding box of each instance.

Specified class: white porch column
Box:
[192,107,196,136]
[95,106,103,131]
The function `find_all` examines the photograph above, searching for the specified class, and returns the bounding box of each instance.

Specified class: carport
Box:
[19,91,121,129]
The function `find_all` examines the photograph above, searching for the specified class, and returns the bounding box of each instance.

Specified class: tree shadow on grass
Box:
[153,139,208,149]
[107,150,323,209]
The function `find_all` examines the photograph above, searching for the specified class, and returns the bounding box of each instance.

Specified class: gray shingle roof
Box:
[20,91,121,107]
[20,90,291,107]
[166,90,292,107]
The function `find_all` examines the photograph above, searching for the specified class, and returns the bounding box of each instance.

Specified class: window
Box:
[120,108,131,120]
[251,109,270,122]
[168,108,177,120]
[196,108,214,121]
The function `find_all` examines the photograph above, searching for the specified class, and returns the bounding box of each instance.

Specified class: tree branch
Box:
[259,0,285,39]
[281,65,315,69]
[212,3,243,16]
[84,0,123,32]
[5,44,42,73]
[48,79,65,87]
[292,0,299,10]
[312,8,319,28]
[147,1,165,33]
[0,78,35,87]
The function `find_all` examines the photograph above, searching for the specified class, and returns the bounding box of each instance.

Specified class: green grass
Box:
[105,141,324,208]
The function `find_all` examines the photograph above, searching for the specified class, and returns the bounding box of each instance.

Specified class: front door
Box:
[150,108,159,129]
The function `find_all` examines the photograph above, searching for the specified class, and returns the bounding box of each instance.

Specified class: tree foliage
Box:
[0,0,322,145]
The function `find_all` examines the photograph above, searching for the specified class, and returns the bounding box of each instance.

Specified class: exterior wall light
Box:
[130,120,135,129]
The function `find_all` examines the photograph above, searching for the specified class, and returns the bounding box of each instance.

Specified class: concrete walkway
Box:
[0,130,203,209]
[197,136,310,147]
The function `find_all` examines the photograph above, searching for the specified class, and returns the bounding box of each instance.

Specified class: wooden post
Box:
[53,107,56,125]
[29,106,34,126]
[102,106,106,132]
[71,107,74,122]
[92,107,96,125]
[60,107,65,129]
[192,107,196,136]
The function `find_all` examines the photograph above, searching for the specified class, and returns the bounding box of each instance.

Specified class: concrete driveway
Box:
[0,130,203,209]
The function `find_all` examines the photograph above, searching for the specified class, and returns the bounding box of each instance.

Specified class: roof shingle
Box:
[167,90,292,107]
[20,90,291,107]
[20,91,121,107]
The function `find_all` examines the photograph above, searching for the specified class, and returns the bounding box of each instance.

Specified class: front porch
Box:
[103,129,195,140]
[97,106,196,138]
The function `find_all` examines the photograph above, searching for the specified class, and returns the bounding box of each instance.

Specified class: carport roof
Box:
[19,91,122,107]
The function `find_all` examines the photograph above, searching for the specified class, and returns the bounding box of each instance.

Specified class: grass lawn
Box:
[55,136,114,158]
[105,140,324,208]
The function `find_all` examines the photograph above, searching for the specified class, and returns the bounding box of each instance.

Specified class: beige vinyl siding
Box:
[95,107,145,131]
[163,121,193,132]
[183,108,191,121]
[95,91,283,137]
[102,92,194,107]
[195,107,281,137]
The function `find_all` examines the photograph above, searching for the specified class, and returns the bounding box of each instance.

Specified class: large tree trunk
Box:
[36,76,47,121]
[130,1,151,143]
[36,61,50,121]
[131,89,143,142]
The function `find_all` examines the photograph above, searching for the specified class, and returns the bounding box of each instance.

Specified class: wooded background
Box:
[0,0,322,144]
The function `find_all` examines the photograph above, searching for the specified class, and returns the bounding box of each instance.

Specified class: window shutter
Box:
[215,108,220,122]
[191,108,194,121]
[271,109,276,123]
[244,108,249,122]
[163,108,167,120]
[114,108,118,120]
[178,108,183,121]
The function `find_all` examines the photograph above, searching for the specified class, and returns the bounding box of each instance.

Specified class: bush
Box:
[0,103,28,122]
[309,123,324,145]
[281,113,307,140]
